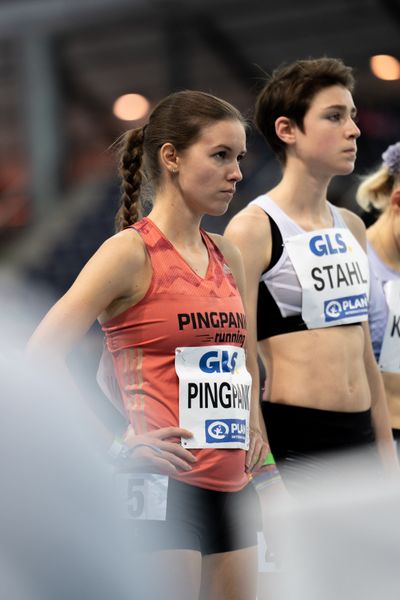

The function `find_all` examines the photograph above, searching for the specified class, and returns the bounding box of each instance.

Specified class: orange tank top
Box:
[102,217,248,491]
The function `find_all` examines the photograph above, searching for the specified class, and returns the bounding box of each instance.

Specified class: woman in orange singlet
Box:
[27,90,269,600]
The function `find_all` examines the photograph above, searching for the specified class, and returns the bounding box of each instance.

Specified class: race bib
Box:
[115,473,168,520]
[175,345,251,449]
[285,228,369,329]
[379,280,400,373]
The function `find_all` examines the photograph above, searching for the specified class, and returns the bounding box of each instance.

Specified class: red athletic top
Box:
[102,217,249,491]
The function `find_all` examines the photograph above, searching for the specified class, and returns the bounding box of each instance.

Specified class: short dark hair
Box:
[255,57,355,164]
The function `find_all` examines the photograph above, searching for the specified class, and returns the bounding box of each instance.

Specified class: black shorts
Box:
[392,428,400,440]
[393,429,400,458]
[126,478,261,555]
[261,402,379,492]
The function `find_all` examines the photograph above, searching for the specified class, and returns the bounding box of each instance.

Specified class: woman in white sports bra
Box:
[356,141,400,456]
[225,57,398,491]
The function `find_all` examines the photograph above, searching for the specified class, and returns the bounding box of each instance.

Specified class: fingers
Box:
[123,427,197,476]
[245,437,257,471]
[253,442,270,472]
[158,440,197,463]
[132,432,197,464]
[150,427,193,440]
[157,449,194,472]
[129,452,179,477]
[124,427,193,449]
[246,433,269,473]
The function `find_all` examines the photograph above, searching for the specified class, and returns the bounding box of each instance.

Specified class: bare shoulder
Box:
[97,227,147,268]
[26,227,150,355]
[224,204,272,276]
[337,207,367,248]
[225,204,271,245]
[70,226,150,307]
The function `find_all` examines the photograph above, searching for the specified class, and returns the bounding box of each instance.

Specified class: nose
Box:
[229,161,243,183]
[347,117,361,139]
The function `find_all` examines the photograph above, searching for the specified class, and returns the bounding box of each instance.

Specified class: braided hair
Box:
[114,127,145,232]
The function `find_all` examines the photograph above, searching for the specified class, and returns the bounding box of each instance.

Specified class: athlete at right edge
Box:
[225,57,398,493]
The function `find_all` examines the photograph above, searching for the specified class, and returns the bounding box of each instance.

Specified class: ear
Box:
[275,116,297,145]
[390,186,400,212]
[159,142,179,174]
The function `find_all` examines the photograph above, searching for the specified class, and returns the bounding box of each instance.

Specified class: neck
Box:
[268,160,332,223]
[147,194,204,247]
[368,212,400,271]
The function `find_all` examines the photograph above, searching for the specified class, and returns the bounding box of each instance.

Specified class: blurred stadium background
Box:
[0,0,399,340]
[0,3,399,595]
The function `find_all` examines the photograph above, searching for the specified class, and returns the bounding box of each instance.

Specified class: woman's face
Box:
[293,85,361,177]
[174,119,247,217]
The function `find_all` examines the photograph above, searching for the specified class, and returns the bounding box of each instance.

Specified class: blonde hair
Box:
[356,165,396,212]
[357,141,400,212]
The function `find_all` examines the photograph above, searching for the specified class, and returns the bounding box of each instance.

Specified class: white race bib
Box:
[175,345,251,449]
[285,228,369,329]
[115,473,168,520]
[379,280,400,373]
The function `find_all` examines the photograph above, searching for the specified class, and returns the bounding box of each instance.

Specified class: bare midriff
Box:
[259,324,370,412]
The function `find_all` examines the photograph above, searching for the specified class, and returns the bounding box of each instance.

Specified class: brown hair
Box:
[115,90,246,231]
[255,57,355,164]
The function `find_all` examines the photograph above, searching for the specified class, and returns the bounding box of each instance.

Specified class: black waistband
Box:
[392,428,400,440]
[262,401,375,457]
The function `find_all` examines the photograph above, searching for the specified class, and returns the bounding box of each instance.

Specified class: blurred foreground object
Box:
[259,450,400,600]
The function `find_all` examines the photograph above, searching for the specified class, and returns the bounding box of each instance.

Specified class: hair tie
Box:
[382,141,400,176]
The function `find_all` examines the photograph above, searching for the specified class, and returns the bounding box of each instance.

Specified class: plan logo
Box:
[205,419,246,444]
[324,293,368,322]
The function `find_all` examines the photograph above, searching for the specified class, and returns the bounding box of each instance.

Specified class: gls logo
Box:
[309,233,347,257]
[199,350,238,373]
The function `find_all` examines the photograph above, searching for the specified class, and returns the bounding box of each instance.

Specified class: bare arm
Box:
[340,208,398,472]
[26,230,197,473]
[27,230,148,359]
[222,206,273,471]
[26,231,148,439]
[224,209,289,550]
